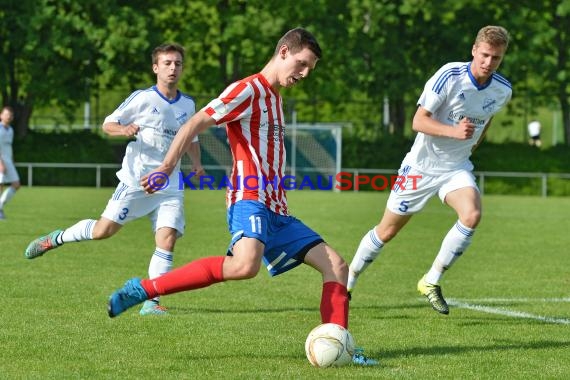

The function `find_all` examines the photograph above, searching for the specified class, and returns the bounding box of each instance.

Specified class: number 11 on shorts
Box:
[249,215,262,233]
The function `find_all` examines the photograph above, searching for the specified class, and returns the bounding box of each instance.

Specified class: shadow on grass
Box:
[379,339,570,359]
[169,301,429,315]
[168,306,319,314]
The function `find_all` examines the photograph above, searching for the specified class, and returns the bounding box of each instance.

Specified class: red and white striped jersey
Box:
[204,73,289,215]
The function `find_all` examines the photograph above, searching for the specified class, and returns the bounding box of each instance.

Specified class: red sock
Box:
[320,281,349,328]
[140,256,225,299]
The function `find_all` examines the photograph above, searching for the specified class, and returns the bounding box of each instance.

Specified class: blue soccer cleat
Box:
[352,347,379,366]
[139,300,168,316]
[108,278,149,318]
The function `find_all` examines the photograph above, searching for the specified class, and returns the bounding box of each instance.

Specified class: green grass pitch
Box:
[1,187,569,379]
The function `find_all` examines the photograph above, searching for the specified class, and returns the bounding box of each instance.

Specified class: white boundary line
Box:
[450,297,570,303]
[447,298,570,325]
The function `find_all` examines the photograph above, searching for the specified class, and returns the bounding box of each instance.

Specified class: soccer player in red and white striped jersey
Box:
[205,72,289,214]
[108,27,377,365]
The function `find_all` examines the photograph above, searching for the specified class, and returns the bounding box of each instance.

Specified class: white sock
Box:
[347,228,384,290]
[58,219,97,245]
[0,187,16,208]
[148,248,173,303]
[425,220,474,284]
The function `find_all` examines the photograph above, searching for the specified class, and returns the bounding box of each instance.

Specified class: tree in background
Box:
[1,0,569,145]
[520,0,570,145]
[0,0,157,137]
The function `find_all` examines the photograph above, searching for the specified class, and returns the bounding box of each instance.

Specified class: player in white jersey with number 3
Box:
[348,26,512,315]
[24,44,204,316]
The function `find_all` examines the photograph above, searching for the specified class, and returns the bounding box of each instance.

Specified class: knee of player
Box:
[326,253,349,278]
[230,260,261,279]
[155,230,177,250]
[335,258,348,276]
[460,209,481,228]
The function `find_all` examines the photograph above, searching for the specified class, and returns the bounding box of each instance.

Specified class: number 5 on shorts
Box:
[398,200,410,213]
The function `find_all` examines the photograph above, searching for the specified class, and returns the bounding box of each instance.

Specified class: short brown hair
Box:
[475,26,510,50]
[274,28,322,59]
[152,43,185,64]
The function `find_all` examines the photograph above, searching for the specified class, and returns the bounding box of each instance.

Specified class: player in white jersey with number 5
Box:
[24,44,204,316]
[348,26,513,315]
[0,106,21,220]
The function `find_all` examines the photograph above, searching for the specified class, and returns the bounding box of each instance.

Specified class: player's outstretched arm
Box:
[141,110,215,193]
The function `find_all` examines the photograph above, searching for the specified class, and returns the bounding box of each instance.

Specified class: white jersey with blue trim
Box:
[0,123,14,161]
[403,61,512,174]
[104,86,197,192]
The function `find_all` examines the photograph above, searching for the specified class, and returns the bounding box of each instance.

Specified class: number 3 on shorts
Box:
[119,207,129,220]
[398,200,410,213]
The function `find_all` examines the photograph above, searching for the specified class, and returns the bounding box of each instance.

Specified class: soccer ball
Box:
[305,323,355,367]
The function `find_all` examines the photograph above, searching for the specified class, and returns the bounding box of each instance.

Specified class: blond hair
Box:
[475,26,510,49]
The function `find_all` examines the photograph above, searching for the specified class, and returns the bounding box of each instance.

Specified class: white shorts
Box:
[386,165,478,215]
[0,159,20,184]
[101,182,185,237]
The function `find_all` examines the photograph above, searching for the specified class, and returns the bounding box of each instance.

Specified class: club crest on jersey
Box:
[457,92,465,101]
[482,98,496,113]
[176,111,188,124]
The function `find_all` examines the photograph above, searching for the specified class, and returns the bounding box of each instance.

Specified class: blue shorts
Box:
[226,200,324,276]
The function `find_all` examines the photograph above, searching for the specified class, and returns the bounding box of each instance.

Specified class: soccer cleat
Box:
[24,230,63,259]
[139,300,168,316]
[352,347,379,366]
[347,290,352,301]
[108,278,149,318]
[417,275,449,315]
[0,209,5,220]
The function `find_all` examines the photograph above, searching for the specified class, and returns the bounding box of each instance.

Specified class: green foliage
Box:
[341,131,570,195]
[473,142,570,173]
[14,130,115,163]
[13,130,119,186]
[547,176,570,196]
[2,189,570,378]
[342,132,570,173]
[343,133,412,168]
[472,142,570,196]
[3,1,569,143]
[11,127,570,193]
